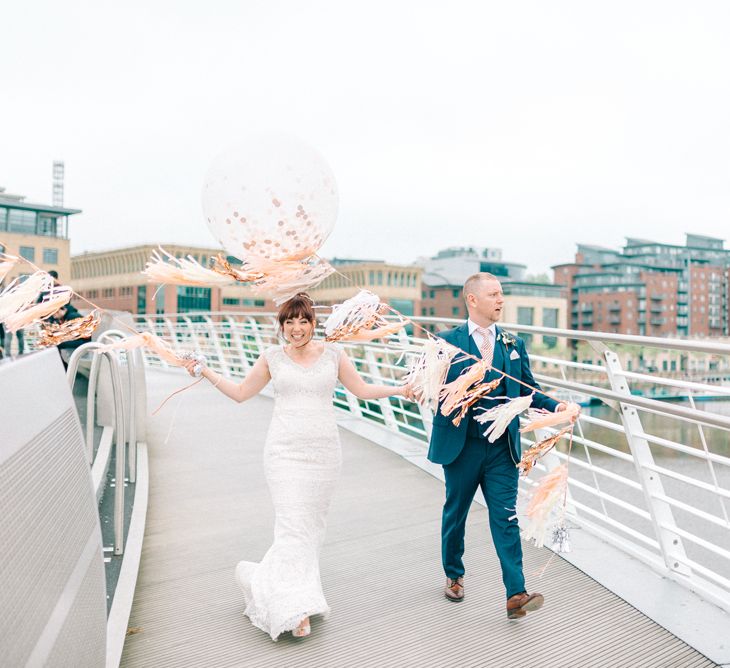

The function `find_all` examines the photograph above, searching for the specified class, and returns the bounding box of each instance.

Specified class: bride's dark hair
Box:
[277,293,316,327]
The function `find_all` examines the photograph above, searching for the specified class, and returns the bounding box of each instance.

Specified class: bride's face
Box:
[283,316,314,346]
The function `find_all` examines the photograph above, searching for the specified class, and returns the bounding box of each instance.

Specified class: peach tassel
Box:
[520,404,580,433]
[521,464,569,548]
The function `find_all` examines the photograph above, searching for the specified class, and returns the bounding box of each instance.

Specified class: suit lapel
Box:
[455,322,473,357]
[492,326,506,372]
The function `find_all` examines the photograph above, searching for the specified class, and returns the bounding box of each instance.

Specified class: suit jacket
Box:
[427,322,558,466]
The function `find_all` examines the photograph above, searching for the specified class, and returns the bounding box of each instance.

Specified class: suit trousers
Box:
[441,435,525,599]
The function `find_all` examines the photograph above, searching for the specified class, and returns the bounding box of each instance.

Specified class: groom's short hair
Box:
[463,272,499,304]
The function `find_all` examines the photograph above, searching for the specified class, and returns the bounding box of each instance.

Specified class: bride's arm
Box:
[337,351,407,400]
[183,354,271,403]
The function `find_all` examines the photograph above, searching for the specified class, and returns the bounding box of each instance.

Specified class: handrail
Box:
[67,342,127,554]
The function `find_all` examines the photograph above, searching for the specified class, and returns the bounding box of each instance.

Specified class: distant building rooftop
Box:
[0,187,81,216]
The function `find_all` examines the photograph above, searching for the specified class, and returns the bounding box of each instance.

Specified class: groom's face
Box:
[467,278,504,326]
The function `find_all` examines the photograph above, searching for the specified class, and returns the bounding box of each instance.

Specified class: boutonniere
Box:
[498,331,516,347]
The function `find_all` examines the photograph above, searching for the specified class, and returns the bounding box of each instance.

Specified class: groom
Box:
[427,272,573,619]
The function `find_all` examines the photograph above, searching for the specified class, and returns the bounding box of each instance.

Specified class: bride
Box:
[183,293,410,640]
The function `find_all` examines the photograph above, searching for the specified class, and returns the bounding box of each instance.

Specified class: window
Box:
[429,290,435,299]
[43,248,58,264]
[223,297,240,305]
[8,209,36,234]
[390,299,414,316]
[119,286,133,296]
[517,307,534,326]
[137,285,146,313]
[517,307,534,346]
[37,215,58,237]
[452,289,460,298]
[103,288,115,298]
[452,306,460,316]
[176,286,211,312]
[19,246,35,261]
[0,208,7,230]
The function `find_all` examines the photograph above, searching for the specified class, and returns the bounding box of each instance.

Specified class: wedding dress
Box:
[235,343,343,640]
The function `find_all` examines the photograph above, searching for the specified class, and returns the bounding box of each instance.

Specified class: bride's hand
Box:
[181,358,202,377]
[401,383,416,401]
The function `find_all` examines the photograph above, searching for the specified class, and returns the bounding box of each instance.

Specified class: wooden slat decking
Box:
[121,371,716,668]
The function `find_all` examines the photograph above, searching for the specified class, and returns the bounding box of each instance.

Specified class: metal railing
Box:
[131,311,730,614]
[66,332,144,556]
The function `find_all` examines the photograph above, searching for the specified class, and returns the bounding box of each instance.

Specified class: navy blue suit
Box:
[427,322,558,598]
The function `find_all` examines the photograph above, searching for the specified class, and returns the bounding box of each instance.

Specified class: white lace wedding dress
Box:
[235,343,343,640]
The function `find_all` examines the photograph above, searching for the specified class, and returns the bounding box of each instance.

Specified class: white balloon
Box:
[201,134,339,262]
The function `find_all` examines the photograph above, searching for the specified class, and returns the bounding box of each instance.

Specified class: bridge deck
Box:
[121,371,715,668]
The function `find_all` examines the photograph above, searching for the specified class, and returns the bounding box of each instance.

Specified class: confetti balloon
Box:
[202,134,339,262]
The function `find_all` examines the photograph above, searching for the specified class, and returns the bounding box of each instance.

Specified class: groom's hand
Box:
[555,402,581,423]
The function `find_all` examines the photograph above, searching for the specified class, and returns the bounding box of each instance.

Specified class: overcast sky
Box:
[2,0,729,275]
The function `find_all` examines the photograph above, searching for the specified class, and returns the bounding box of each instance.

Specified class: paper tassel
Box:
[143,247,234,286]
[521,464,569,548]
[520,404,580,433]
[324,290,409,342]
[341,320,410,342]
[551,523,571,553]
[141,248,333,304]
[0,254,18,283]
[449,378,503,427]
[518,426,572,476]
[439,360,490,418]
[474,393,534,442]
[211,254,264,282]
[1,274,73,333]
[403,338,459,411]
[37,311,101,347]
[0,271,54,322]
[244,254,335,305]
[98,331,182,366]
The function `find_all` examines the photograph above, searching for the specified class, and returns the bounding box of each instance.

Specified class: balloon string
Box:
[153,376,204,416]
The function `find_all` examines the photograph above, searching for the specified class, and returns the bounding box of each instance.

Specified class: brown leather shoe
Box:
[444,576,464,602]
[506,591,544,619]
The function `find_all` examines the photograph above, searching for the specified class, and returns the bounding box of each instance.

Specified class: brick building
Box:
[553,234,730,338]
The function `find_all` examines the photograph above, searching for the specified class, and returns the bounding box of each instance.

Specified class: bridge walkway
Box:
[120,371,715,668]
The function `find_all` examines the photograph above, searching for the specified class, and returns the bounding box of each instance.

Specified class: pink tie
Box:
[477,327,494,366]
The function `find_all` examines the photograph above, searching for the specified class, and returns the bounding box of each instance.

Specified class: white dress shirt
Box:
[467,319,496,355]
